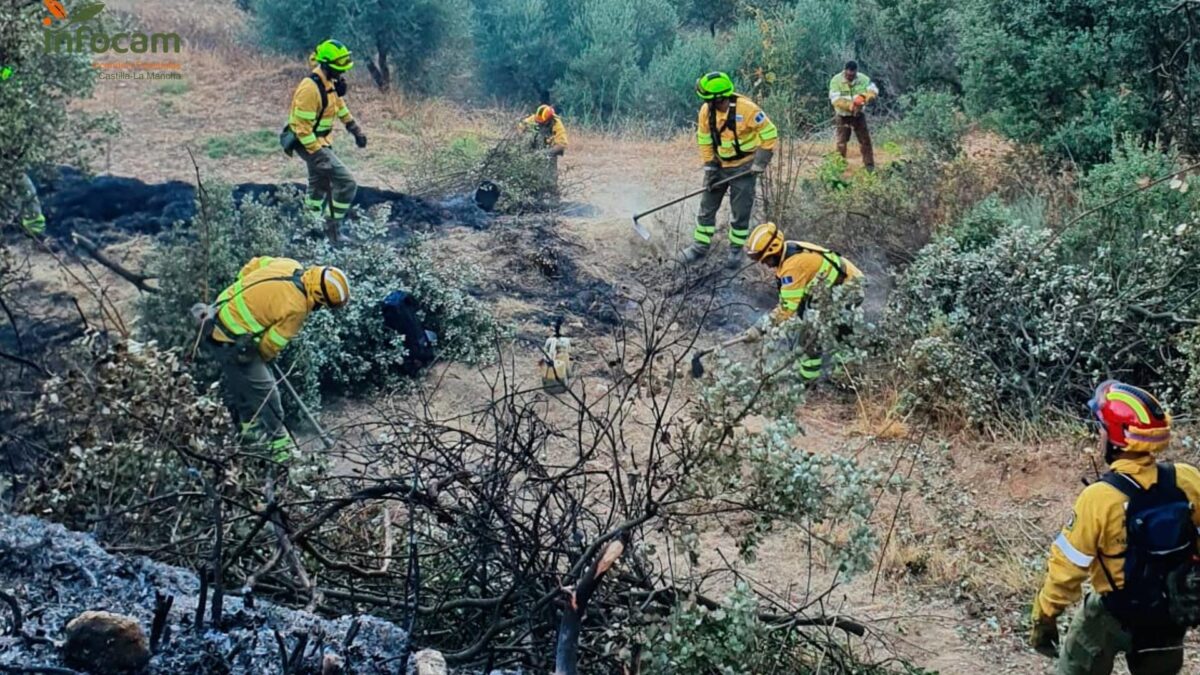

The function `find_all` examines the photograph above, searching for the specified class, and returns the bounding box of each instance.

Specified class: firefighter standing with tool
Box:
[205,256,350,461]
[10,173,46,236]
[521,104,569,194]
[677,72,779,269]
[742,222,862,381]
[829,61,879,171]
[285,39,367,244]
[1030,381,1200,674]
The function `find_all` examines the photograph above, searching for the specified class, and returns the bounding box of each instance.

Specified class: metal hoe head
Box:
[631,216,651,241]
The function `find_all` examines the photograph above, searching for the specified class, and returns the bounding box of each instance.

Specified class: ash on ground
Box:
[0,513,475,674]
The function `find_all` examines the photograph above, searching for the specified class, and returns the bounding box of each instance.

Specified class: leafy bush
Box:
[894,89,968,159]
[884,149,1200,423]
[137,187,502,413]
[470,0,572,103]
[958,0,1199,165]
[554,0,677,121]
[0,2,110,211]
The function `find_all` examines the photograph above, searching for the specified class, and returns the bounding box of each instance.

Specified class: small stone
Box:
[412,648,448,675]
[63,611,151,674]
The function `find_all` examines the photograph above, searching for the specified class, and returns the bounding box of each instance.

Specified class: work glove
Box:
[1029,603,1059,658]
[703,163,720,191]
[854,94,866,107]
[750,148,774,174]
[310,147,335,172]
[346,121,367,149]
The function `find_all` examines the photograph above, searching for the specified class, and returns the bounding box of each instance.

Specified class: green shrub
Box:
[203,129,278,159]
[637,32,719,130]
[137,187,503,414]
[894,89,968,159]
[884,152,1200,423]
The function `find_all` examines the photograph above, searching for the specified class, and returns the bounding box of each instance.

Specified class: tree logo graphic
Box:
[42,0,106,28]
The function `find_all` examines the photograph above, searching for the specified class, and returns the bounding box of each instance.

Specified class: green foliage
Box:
[894,89,968,159]
[249,0,471,94]
[0,2,111,214]
[553,0,677,121]
[203,129,278,160]
[852,0,961,96]
[137,187,502,413]
[885,146,1200,423]
[469,0,572,103]
[157,80,191,96]
[957,0,1198,165]
[637,32,720,129]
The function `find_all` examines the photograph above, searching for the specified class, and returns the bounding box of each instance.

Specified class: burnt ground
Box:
[23,167,494,245]
[0,513,420,674]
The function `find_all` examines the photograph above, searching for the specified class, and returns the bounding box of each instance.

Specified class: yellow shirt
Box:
[289,68,355,154]
[1036,455,1200,618]
[772,241,862,322]
[521,115,568,150]
[697,94,779,168]
[212,257,315,361]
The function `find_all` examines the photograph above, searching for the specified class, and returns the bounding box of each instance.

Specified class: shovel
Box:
[690,332,753,378]
[631,169,754,240]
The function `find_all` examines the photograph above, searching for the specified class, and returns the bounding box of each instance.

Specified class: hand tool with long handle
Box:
[690,332,753,378]
[632,169,753,240]
[271,364,336,450]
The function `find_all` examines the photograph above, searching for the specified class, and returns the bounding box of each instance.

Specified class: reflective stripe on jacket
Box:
[771,241,862,322]
[522,115,568,150]
[1035,456,1200,619]
[829,73,879,116]
[211,256,314,361]
[289,68,354,154]
[697,95,779,168]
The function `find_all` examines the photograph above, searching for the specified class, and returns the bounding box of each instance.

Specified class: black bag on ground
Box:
[1099,462,1199,627]
[382,290,437,375]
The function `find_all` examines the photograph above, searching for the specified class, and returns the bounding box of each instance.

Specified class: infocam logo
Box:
[41,0,182,54]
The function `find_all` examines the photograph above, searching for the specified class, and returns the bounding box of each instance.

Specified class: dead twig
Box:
[70,233,158,294]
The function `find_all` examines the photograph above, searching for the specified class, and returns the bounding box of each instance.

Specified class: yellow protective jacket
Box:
[829,73,879,116]
[211,257,317,361]
[289,68,355,155]
[771,241,862,322]
[1035,455,1200,619]
[522,115,568,150]
[697,94,779,169]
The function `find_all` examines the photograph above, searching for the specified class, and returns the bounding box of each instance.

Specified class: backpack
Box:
[280,73,330,157]
[382,290,437,376]
[1099,463,1198,626]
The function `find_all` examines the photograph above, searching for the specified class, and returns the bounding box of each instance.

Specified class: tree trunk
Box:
[366,41,390,92]
[553,540,624,675]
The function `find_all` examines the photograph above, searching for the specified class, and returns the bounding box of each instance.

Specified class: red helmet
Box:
[1088,380,1171,453]
[535,104,556,124]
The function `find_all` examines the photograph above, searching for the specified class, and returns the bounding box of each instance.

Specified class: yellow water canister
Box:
[541,335,571,394]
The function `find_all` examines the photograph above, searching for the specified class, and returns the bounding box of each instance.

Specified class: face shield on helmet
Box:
[315,39,354,73]
[695,72,735,101]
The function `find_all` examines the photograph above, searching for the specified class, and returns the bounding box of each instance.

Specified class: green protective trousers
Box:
[301,148,357,222]
[209,341,292,461]
[694,165,758,249]
[1057,593,1184,675]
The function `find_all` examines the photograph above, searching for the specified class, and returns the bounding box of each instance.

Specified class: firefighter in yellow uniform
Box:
[287,39,367,243]
[677,72,779,269]
[207,257,350,460]
[520,104,568,193]
[742,222,862,380]
[11,173,46,235]
[1031,380,1200,674]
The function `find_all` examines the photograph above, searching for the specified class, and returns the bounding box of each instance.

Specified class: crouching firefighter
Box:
[204,257,350,462]
[282,39,367,244]
[742,222,862,381]
[1031,380,1200,674]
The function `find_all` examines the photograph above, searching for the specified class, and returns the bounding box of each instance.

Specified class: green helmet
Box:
[696,71,734,100]
[314,39,354,72]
